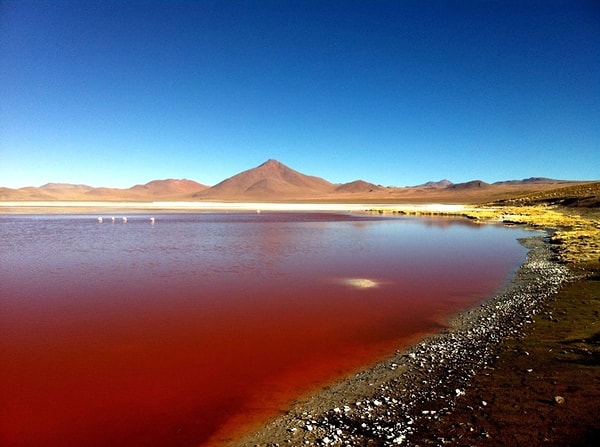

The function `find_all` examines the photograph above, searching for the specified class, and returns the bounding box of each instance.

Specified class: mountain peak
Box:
[195,159,335,199]
[260,158,281,167]
[256,159,289,173]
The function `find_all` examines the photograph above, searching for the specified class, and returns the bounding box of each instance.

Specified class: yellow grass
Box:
[372,204,600,267]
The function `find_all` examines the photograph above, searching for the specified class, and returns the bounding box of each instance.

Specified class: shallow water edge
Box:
[233,234,573,446]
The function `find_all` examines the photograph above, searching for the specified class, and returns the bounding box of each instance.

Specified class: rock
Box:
[554,395,565,405]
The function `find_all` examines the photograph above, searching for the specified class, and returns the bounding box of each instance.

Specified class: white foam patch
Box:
[345,278,379,289]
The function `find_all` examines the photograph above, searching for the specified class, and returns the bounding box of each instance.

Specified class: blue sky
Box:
[1,0,598,188]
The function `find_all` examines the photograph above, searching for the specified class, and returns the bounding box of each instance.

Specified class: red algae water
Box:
[0,213,531,446]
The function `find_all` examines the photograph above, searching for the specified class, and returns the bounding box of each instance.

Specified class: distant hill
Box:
[335,180,387,194]
[40,183,94,191]
[0,187,56,201]
[413,179,453,188]
[83,187,127,199]
[449,180,491,190]
[490,181,600,208]
[0,178,208,201]
[129,179,208,196]
[493,177,568,185]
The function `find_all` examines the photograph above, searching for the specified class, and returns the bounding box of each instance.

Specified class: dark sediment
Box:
[410,268,600,446]
[235,233,600,446]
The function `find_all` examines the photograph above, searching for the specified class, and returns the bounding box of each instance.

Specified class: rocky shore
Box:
[235,228,584,446]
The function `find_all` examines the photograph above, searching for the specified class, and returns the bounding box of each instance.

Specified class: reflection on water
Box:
[0,213,531,446]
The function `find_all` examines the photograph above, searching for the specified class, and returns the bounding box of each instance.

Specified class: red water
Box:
[0,214,529,446]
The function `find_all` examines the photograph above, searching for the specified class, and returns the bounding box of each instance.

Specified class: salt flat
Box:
[0,201,467,213]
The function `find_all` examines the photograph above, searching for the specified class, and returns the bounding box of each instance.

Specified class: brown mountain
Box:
[0,179,208,201]
[37,183,95,200]
[78,188,124,199]
[194,159,336,200]
[129,179,208,197]
[78,179,208,200]
[0,187,56,200]
[449,180,491,190]
[0,160,596,204]
[335,180,387,194]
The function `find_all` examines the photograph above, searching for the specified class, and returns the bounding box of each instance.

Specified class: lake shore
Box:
[230,205,599,446]
[2,201,598,445]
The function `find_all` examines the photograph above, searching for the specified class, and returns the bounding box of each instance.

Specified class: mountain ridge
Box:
[1,159,596,204]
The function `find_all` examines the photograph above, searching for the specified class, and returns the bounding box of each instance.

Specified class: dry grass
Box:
[466,206,600,266]
[370,204,600,267]
[368,181,600,267]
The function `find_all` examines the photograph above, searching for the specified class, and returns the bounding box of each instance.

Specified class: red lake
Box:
[0,213,531,446]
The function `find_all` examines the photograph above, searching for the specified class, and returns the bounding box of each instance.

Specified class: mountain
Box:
[194,159,336,200]
[0,159,595,204]
[129,179,208,196]
[40,183,94,191]
[0,179,208,201]
[0,187,56,200]
[449,180,491,190]
[335,180,387,194]
[80,179,208,200]
[493,177,567,185]
[413,179,453,188]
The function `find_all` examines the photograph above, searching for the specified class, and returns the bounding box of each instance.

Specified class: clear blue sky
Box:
[1,0,598,188]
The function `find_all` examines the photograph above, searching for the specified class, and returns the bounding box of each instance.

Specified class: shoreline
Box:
[231,234,574,446]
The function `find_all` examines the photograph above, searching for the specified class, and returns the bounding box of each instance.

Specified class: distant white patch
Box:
[345,278,379,289]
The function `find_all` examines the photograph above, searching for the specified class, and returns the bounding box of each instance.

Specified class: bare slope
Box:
[0,159,596,204]
[489,181,600,208]
[194,159,336,200]
[0,179,208,201]
[334,180,387,194]
[129,179,209,198]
